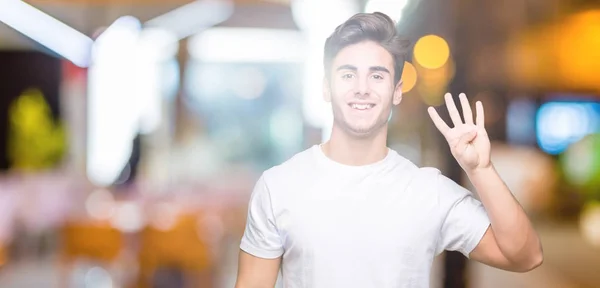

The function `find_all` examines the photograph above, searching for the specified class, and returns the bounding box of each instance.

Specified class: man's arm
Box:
[236,173,284,287]
[428,93,543,272]
[467,165,543,272]
[235,250,281,288]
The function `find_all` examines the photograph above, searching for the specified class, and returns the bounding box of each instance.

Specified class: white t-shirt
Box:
[240,145,490,288]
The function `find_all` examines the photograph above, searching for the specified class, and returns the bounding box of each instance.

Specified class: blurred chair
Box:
[136,213,214,288]
[59,220,124,287]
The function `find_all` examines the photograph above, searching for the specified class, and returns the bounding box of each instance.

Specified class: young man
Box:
[235,12,543,288]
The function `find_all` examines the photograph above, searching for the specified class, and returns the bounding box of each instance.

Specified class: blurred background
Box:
[0,0,599,287]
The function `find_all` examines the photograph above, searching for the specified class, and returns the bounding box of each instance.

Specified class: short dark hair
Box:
[323,12,410,85]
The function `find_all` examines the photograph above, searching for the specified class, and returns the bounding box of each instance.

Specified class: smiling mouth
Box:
[349,103,376,110]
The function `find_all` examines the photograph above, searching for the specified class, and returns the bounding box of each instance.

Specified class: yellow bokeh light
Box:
[556,9,600,90]
[417,84,446,106]
[414,34,450,70]
[414,56,455,85]
[400,61,417,93]
[505,9,600,92]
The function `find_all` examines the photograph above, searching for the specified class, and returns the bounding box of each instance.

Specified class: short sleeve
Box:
[435,173,490,258]
[240,175,284,259]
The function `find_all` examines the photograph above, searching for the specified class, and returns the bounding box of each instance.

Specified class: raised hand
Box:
[427,93,491,173]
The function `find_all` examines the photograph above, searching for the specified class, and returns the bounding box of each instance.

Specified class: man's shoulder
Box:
[262,146,317,182]
[387,149,442,178]
[387,151,443,190]
[406,164,474,204]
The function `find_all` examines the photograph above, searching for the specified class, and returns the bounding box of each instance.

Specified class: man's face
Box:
[324,41,403,138]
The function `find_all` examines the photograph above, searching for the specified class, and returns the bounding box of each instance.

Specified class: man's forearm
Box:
[466,164,543,265]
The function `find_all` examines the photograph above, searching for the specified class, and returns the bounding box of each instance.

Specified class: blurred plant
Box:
[7,88,66,171]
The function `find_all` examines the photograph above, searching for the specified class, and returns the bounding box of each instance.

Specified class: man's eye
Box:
[372,74,384,80]
[341,74,355,79]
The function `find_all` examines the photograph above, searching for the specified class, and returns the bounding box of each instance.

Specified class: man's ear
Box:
[393,80,403,105]
[323,78,332,102]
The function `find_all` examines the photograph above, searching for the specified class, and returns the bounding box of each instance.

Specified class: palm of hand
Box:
[428,93,491,172]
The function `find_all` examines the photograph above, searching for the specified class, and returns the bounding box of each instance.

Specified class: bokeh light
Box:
[150,202,180,231]
[506,9,600,92]
[556,10,600,91]
[400,61,417,93]
[580,201,600,247]
[536,102,600,155]
[417,84,446,106]
[413,34,450,70]
[110,202,144,233]
[414,56,455,86]
[85,189,116,221]
[414,55,455,106]
[561,134,600,196]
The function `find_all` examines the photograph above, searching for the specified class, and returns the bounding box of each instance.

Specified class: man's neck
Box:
[322,124,389,166]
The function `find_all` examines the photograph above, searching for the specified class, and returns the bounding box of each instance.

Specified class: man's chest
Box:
[273,179,442,265]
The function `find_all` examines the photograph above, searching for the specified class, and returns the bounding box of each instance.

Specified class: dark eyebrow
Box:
[336,64,357,71]
[369,66,391,74]
[336,64,390,74]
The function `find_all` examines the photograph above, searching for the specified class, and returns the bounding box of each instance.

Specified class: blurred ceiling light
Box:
[0,0,93,67]
[364,0,408,23]
[135,28,177,135]
[137,27,179,62]
[92,16,141,62]
[145,0,234,41]
[188,28,305,63]
[401,61,417,93]
[414,34,450,70]
[291,0,359,35]
[88,16,182,187]
[87,16,143,187]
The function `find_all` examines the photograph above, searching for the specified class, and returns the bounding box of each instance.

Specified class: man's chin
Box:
[345,125,379,138]
[332,118,386,138]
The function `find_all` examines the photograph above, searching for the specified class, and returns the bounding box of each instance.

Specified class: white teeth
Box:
[350,103,374,110]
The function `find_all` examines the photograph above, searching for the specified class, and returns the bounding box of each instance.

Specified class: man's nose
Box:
[354,76,369,96]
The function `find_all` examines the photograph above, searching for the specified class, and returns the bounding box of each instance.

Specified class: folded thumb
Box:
[463,129,477,143]
[456,130,477,152]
